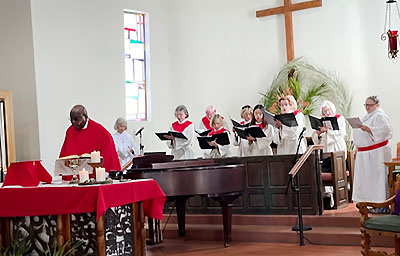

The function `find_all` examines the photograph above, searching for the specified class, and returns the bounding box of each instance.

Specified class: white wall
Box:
[4,0,399,170]
[0,0,41,161]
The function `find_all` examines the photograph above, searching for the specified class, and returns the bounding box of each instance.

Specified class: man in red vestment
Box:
[59,105,121,171]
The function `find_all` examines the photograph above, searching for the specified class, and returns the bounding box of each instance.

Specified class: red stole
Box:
[209,128,227,136]
[256,123,265,129]
[172,120,192,132]
[335,114,341,118]
[201,116,212,130]
[293,110,300,116]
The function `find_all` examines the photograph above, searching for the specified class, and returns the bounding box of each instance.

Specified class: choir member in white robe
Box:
[233,105,253,157]
[165,105,195,160]
[247,104,274,156]
[199,105,216,132]
[204,114,231,158]
[112,117,137,168]
[352,96,392,205]
[273,95,306,155]
[311,100,347,157]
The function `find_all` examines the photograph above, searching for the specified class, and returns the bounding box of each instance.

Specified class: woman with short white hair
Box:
[311,100,347,157]
[112,117,137,168]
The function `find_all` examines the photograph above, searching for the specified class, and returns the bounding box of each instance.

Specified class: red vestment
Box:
[59,119,121,171]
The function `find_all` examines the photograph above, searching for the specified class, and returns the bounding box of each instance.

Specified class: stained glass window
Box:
[124,11,148,121]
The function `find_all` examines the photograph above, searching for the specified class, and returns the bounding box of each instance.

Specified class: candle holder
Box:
[64,158,81,184]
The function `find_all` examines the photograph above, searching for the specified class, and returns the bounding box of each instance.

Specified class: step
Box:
[162,214,360,228]
[161,223,393,247]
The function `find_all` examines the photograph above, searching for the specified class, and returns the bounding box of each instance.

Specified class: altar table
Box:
[0,179,165,256]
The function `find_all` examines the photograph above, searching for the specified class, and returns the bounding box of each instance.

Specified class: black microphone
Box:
[135,127,144,136]
[298,127,306,140]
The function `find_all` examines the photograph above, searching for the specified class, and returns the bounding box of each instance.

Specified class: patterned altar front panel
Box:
[70,212,97,255]
[104,204,134,256]
[10,215,57,255]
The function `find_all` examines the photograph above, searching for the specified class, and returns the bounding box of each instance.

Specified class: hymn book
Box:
[57,153,92,160]
[155,131,188,141]
[346,117,362,129]
[233,126,266,140]
[262,110,298,127]
[231,119,250,128]
[309,115,339,130]
[197,132,230,149]
[196,129,212,136]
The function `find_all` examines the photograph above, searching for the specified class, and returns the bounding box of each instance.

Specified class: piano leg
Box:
[176,197,188,239]
[212,194,240,248]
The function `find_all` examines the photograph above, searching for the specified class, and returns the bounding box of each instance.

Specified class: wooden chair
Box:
[357,174,400,256]
[320,151,349,209]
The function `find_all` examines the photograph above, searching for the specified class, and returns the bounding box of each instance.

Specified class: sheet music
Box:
[264,111,276,126]
[346,117,362,128]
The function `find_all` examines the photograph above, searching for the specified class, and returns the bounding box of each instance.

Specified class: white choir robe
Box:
[112,131,136,167]
[352,109,393,203]
[167,122,195,160]
[233,135,251,157]
[204,134,231,158]
[233,121,251,157]
[311,115,347,158]
[273,111,306,155]
[247,125,274,156]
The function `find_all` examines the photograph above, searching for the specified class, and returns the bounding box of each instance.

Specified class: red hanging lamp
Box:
[382,0,400,61]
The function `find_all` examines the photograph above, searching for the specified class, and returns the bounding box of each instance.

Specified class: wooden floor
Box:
[146,239,392,256]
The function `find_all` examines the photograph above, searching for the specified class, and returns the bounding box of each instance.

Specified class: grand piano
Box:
[123,154,245,247]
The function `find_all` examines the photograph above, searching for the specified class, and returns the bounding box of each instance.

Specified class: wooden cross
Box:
[256,0,322,63]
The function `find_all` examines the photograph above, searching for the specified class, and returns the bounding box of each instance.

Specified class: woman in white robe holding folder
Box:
[247,104,274,156]
[273,95,306,155]
[205,114,231,158]
[165,105,195,160]
[311,100,347,156]
[352,96,392,211]
[233,105,253,156]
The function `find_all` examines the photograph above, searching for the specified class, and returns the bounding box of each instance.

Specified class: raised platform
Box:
[159,204,393,247]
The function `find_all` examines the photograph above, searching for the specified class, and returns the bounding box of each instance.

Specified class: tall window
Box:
[124,11,148,121]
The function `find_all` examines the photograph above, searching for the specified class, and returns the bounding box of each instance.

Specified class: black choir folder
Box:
[197,132,230,149]
[262,109,298,127]
[233,126,266,140]
[231,119,249,128]
[155,131,187,140]
[309,115,339,130]
[196,129,212,136]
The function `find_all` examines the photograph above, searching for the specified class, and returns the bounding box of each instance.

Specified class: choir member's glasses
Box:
[364,103,376,107]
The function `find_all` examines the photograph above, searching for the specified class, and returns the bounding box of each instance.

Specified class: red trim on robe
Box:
[201,116,212,130]
[293,110,300,116]
[240,121,245,125]
[209,128,227,136]
[335,114,341,118]
[256,123,265,129]
[172,120,192,132]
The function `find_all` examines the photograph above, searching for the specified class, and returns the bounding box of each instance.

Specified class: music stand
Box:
[288,145,324,246]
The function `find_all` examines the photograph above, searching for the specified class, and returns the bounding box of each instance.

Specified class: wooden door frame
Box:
[0,91,16,171]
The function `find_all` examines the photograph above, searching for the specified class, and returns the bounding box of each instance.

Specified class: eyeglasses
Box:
[364,103,376,107]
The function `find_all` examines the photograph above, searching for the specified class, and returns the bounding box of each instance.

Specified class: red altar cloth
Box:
[0,179,165,220]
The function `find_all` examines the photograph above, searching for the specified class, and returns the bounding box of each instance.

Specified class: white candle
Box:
[79,169,89,183]
[91,151,101,163]
[96,167,106,182]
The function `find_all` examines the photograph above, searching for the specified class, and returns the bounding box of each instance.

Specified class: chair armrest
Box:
[356,195,396,227]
